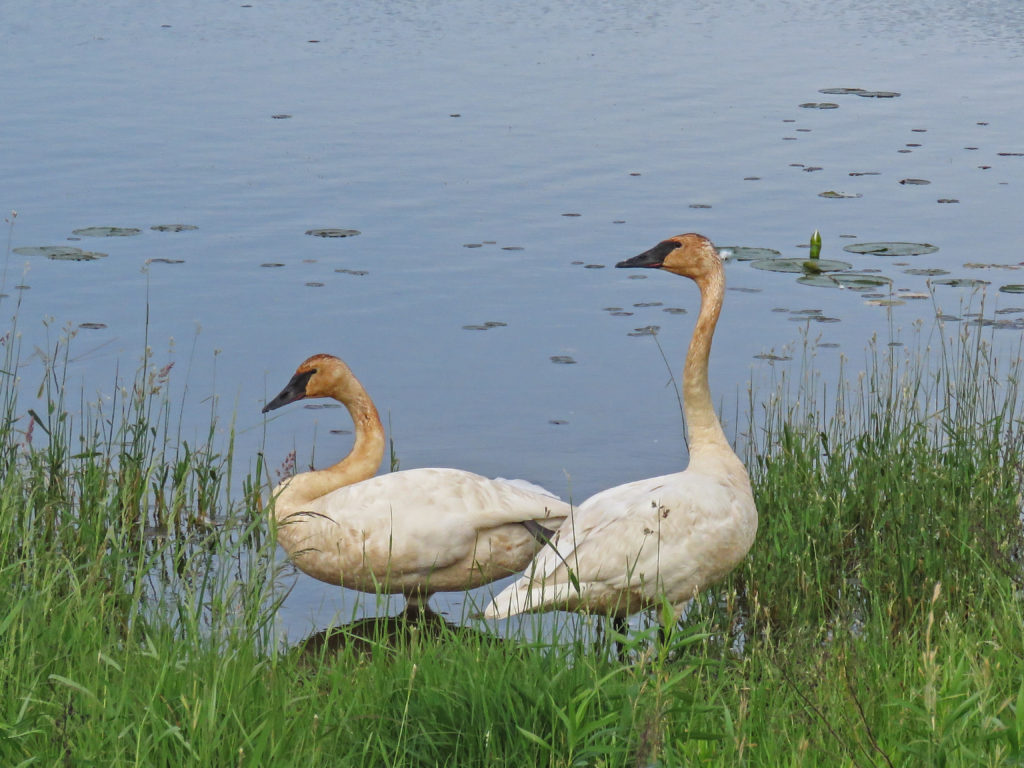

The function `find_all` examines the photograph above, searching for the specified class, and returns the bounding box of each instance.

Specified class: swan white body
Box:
[483,234,758,621]
[263,354,570,604]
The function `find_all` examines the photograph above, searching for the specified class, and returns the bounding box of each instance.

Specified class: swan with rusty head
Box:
[483,233,757,627]
[262,353,570,613]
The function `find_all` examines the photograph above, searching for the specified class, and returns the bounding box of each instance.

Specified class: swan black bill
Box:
[262,369,315,413]
[615,239,679,269]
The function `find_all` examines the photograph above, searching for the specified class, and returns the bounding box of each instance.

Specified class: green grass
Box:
[2,297,1023,766]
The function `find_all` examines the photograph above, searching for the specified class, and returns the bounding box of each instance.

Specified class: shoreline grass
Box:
[2,300,1023,765]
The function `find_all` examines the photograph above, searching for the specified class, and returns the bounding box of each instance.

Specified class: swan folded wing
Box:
[298,467,570,575]
[483,471,749,618]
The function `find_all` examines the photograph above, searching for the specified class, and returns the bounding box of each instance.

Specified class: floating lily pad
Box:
[932,278,990,288]
[754,353,793,361]
[797,273,893,290]
[305,228,360,238]
[663,307,687,314]
[550,355,576,364]
[818,190,862,199]
[71,226,141,237]
[148,258,184,264]
[899,178,930,185]
[999,285,1024,294]
[843,242,939,257]
[866,299,905,307]
[583,264,605,269]
[800,102,839,109]
[463,321,507,330]
[789,314,840,323]
[628,325,660,337]
[904,267,948,276]
[857,91,900,98]
[964,262,1020,270]
[751,258,852,274]
[717,246,781,262]
[335,268,368,276]
[819,87,867,95]
[150,224,198,232]
[13,246,107,261]
[633,301,662,308]
[78,322,107,330]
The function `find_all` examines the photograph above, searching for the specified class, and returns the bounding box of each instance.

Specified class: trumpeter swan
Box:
[262,353,571,612]
[483,234,757,625]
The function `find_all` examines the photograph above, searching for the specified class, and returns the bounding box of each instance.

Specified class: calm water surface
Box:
[3,0,1023,638]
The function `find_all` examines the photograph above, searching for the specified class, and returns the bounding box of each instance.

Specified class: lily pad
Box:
[751,258,852,274]
[818,190,862,199]
[899,178,930,185]
[71,226,141,237]
[818,87,867,95]
[800,102,839,109]
[150,224,198,232]
[797,273,893,290]
[932,278,990,288]
[904,267,948,276]
[550,355,577,364]
[856,91,900,98]
[717,246,781,262]
[999,285,1024,294]
[13,246,107,261]
[305,228,360,238]
[843,242,939,257]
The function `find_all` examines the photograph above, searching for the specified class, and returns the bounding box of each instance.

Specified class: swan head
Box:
[262,353,358,413]
[615,233,721,280]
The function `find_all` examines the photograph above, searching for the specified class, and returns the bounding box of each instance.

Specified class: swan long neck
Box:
[277,377,386,507]
[683,267,731,456]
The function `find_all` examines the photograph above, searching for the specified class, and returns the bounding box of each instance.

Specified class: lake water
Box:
[3,0,1023,640]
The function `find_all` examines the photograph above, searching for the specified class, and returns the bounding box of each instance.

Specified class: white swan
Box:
[483,234,758,624]
[262,353,571,611]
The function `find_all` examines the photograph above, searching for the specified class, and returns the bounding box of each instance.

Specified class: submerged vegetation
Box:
[1,296,1023,765]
